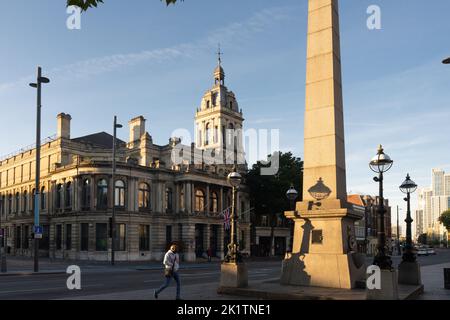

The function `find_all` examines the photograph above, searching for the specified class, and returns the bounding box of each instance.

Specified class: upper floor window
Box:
[206,100,210,109]
[230,101,233,109]
[65,182,72,209]
[205,124,210,146]
[210,192,218,213]
[114,180,126,208]
[0,195,4,215]
[138,183,150,210]
[165,188,173,212]
[41,187,46,210]
[195,189,205,212]
[23,190,28,213]
[56,184,63,210]
[32,189,36,213]
[97,179,108,210]
[15,192,20,213]
[8,194,12,215]
[81,179,91,210]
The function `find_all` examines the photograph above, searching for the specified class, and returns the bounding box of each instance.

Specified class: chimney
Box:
[57,113,72,139]
[129,116,146,144]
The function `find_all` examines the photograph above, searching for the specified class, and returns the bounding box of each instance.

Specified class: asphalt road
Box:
[0,249,448,300]
[0,261,282,300]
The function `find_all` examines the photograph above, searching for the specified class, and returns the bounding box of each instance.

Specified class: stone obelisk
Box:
[281,0,365,289]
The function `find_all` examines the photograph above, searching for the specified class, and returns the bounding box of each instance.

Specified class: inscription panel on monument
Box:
[312,230,323,244]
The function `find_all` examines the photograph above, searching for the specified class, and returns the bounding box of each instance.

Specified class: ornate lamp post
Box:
[399,174,418,263]
[29,67,50,273]
[286,184,299,211]
[369,145,394,270]
[286,185,298,252]
[224,167,242,263]
[111,116,123,266]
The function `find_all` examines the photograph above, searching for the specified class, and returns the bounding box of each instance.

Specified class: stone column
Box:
[219,187,224,212]
[90,175,95,211]
[216,225,224,259]
[191,182,195,213]
[204,224,211,256]
[206,184,210,215]
[182,224,196,262]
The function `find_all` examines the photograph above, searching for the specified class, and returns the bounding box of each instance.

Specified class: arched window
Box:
[0,195,4,215]
[165,188,173,212]
[206,100,210,109]
[114,180,126,208]
[81,179,91,210]
[56,184,63,210]
[230,101,233,109]
[15,192,20,213]
[23,190,28,213]
[205,123,210,146]
[40,187,46,210]
[210,192,218,213]
[8,194,12,214]
[195,189,205,212]
[97,179,108,210]
[138,183,150,210]
[65,182,72,209]
[31,189,36,213]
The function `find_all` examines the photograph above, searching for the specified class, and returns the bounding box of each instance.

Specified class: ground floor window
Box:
[66,224,72,250]
[113,224,126,251]
[166,225,172,247]
[96,223,108,251]
[23,226,29,250]
[16,226,21,249]
[56,225,62,250]
[80,223,89,251]
[139,225,150,251]
[39,225,49,250]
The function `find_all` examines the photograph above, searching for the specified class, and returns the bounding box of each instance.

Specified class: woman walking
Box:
[154,244,181,300]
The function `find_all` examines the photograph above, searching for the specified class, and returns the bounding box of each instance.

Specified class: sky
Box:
[1,0,450,230]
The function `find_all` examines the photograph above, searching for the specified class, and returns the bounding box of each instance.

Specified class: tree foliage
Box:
[439,210,450,230]
[246,152,303,221]
[67,0,181,11]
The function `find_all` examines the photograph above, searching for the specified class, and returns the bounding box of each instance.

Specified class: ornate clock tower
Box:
[195,50,245,165]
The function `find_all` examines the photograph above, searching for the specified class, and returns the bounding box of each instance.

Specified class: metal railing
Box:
[0,134,57,162]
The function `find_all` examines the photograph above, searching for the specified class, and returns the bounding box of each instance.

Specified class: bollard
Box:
[444,268,450,290]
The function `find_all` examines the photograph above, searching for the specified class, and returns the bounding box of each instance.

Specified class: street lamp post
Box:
[286,184,298,253]
[399,174,418,263]
[111,116,123,266]
[29,67,50,273]
[397,206,402,256]
[369,145,394,270]
[224,167,242,263]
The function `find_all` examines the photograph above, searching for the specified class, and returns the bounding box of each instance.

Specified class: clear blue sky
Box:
[1,0,450,227]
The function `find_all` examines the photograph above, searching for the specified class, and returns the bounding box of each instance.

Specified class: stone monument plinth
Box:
[220,262,248,288]
[280,0,366,289]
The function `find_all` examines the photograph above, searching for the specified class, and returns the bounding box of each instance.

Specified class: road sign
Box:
[34,226,43,239]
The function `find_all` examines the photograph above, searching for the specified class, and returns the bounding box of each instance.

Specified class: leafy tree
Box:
[417,233,427,245]
[246,152,303,256]
[67,0,181,11]
[439,210,450,246]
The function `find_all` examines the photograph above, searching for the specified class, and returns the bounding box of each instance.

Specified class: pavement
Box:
[0,250,448,300]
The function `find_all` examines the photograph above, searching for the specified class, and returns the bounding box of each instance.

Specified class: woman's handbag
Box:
[164,268,174,278]
[164,254,176,278]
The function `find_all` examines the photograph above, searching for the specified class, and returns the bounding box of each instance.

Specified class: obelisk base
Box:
[219,262,248,288]
[281,252,366,289]
[367,269,399,300]
[398,261,422,286]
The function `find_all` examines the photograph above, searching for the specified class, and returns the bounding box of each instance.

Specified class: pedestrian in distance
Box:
[154,244,181,300]
[207,247,212,262]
